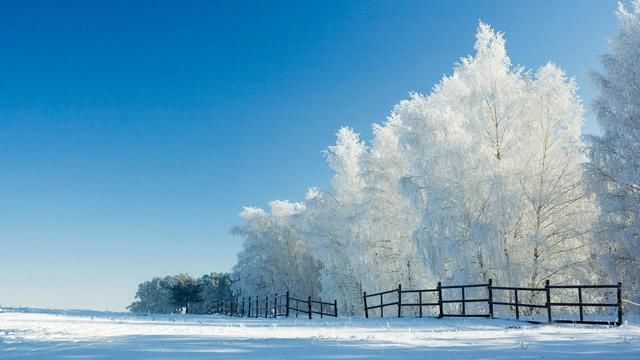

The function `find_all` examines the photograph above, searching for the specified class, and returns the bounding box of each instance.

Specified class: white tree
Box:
[299,128,371,315]
[587,0,640,303]
[232,201,321,299]
[517,64,599,289]
[365,22,597,292]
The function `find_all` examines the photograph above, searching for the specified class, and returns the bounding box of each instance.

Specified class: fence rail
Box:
[363,280,623,326]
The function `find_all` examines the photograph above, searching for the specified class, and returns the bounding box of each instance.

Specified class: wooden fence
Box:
[214,292,338,319]
[363,280,623,326]
[214,280,623,325]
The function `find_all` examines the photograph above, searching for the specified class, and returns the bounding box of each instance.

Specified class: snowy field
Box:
[1,307,639,359]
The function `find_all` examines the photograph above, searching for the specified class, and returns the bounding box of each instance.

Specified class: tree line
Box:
[231,2,640,316]
[128,273,232,314]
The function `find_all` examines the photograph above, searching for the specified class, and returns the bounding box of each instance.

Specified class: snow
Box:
[1,308,639,359]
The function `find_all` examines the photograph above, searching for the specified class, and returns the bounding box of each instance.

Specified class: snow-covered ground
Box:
[1,307,639,359]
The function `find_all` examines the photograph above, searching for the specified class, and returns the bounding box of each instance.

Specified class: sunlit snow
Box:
[1,308,638,359]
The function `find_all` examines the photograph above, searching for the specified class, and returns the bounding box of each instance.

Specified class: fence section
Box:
[310,298,338,318]
[215,280,623,325]
[363,280,623,325]
[546,282,622,325]
[215,292,337,319]
[491,284,547,321]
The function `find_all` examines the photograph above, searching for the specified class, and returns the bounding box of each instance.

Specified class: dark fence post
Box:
[255,296,259,318]
[488,279,494,318]
[437,282,443,318]
[274,293,278,317]
[307,296,312,319]
[419,291,423,318]
[380,293,384,318]
[363,292,369,318]
[461,287,466,316]
[514,289,519,320]
[578,287,583,323]
[545,280,552,323]
[265,296,269,318]
[286,291,290,317]
[397,284,402,318]
[334,299,338,317]
[320,302,323,319]
[617,282,623,326]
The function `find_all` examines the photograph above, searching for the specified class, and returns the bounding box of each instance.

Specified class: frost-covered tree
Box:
[360,122,427,292]
[232,201,321,298]
[300,187,367,315]
[587,1,640,303]
[378,23,598,291]
[518,65,599,288]
[298,128,373,315]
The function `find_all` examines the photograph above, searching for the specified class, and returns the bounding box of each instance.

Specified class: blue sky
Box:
[0,0,618,311]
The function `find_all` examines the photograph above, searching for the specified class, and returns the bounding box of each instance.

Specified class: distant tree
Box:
[129,273,230,314]
[169,273,203,314]
[127,276,179,314]
[190,273,233,314]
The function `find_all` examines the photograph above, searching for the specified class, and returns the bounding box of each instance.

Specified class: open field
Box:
[1,308,639,359]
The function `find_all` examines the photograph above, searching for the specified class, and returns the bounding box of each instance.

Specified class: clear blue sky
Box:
[0,0,618,311]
